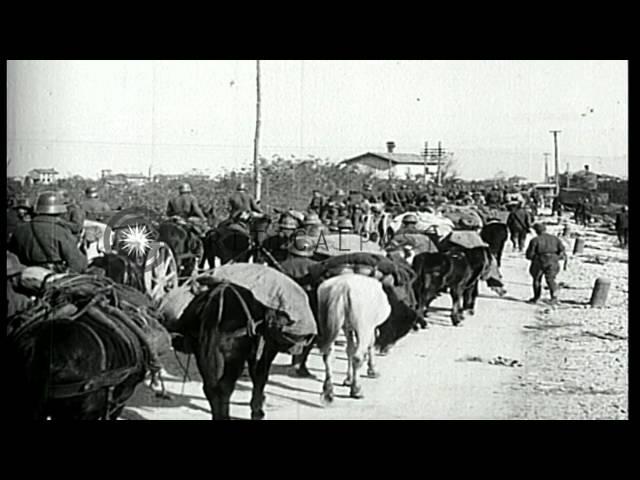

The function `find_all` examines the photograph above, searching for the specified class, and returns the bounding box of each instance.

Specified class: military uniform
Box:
[262,234,291,263]
[82,198,111,221]
[8,215,88,273]
[308,194,325,215]
[506,207,532,251]
[62,201,86,238]
[616,210,629,247]
[525,232,566,301]
[228,191,262,219]
[166,193,206,221]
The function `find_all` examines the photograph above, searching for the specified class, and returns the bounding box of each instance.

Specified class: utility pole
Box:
[549,130,561,195]
[566,162,570,188]
[436,141,443,186]
[254,60,262,201]
[422,141,429,185]
[543,153,550,183]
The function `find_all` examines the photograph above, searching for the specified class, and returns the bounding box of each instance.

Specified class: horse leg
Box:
[247,340,278,420]
[342,328,354,387]
[321,347,335,404]
[450,287,463,326]
[292,341,315,378]
[366,343,380,378]
[348,332,365,399]
[462,282,477,315]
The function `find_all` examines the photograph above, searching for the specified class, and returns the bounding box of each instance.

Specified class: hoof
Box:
[251,410,265,420]
[321,392,334,404]
[367,369,380,379]
[342,377,353,387]
[294,367,316,379]
[350,385,364,399]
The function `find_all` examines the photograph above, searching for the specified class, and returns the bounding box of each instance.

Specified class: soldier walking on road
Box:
[615,206,629,247]
[525,223,566,305]
[506,201,533,251]
[82,186,111,222]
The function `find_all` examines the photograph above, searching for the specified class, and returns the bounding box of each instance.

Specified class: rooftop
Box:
[342,152,439,166]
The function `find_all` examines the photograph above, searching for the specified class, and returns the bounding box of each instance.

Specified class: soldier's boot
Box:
[527,284,542,304]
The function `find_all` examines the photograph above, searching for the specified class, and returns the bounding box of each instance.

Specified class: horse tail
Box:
[316,277,347,354]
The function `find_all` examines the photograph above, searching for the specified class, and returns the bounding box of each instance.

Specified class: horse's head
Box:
[375,284,422,354]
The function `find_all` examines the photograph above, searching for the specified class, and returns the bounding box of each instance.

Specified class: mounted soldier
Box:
[262,215,299,263]
[228,182,264,222]
[302,212,326,238]
[81,186,111,222]
[166,183,208,237]
[8,191,87,274]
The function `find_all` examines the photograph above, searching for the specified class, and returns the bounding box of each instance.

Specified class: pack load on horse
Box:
[314,227,386,258]
[159,263,316,420]
[7,273,171,420]
[438,205,484,231]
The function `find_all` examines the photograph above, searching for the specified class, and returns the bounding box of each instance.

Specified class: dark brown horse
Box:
[201,215,272,268]
[7,283,171,420]
[163,279,304,420]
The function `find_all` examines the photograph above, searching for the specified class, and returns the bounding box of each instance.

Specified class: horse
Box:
[158,219,204,278]
[201,215,272,268]
[316,274,391,401]
[162,279,300,420]
[7,287,171,420]
[88,253,146,293]
[480,221,508,267]
[374,283,424,354]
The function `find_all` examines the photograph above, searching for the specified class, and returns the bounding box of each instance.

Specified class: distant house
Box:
[341,142,440,180]
[28,168,59,185]
[123,173,149,186]
[103,172,149,186]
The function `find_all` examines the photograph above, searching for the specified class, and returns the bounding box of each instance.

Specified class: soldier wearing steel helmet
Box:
[7,197,33,242]
[81,186,111,222]
[262,215,300,263]
[6,252,33,317]
[279,235,320,378]
[395,213,421,236]
[58,189,85,239]
[302,212,327,238]
[166,183,207,222]
[228,182,263,221]
[8,191,87,273]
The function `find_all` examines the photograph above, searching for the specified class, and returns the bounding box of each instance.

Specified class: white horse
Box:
[316,274,391,401]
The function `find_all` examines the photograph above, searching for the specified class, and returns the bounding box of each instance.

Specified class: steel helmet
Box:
[85,186,98,198]
[288,236,315,257]
[403,213,418,224]
[14,197,32,210]
[237,183,247,192]
[304,212,322,226]
[7,252,25,277]
[35,191,67,215]
[337,218,353,230]
[179,183,192,193]
[279,216,298,230]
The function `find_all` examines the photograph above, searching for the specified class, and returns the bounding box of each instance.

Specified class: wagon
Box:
[82,219,178,303]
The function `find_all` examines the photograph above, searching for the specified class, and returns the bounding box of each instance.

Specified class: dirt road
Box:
[123,245,544,420]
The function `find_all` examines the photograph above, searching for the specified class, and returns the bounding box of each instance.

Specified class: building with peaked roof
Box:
[341,142,441,180]
[27,168,59,184]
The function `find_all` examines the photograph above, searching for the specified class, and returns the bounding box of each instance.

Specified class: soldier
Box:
[166,183,207,221]
[6,252,33,317]
[615,206,629,247]
[525,223,566,305]
[395,213,421,236]
[279,236,319,378]
[82,186,111,222]
[506,201,533,252]
[363,183,378,203]
[262,216,299,263]
[327,188,346,206]
[382,184,401,208]
[552,195,563,218]
[59,189,85,240]
[582,197,592,226]
[336,218,354,234]
[228,182,263,221]
[8,191,88,274]
[302,212,326,238]
[7,198,32,242]
[308,190,326,215]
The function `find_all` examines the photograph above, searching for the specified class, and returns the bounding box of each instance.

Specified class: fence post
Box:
[589,278,611,307]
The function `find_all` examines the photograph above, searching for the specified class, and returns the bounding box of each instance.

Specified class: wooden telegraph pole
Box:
[423,141,429,185]
[254,60,262,201]
[436,141,443,186]
[543,152,550,183]
[550,130,561,195]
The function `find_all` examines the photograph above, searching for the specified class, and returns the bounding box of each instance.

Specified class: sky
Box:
[6,60,628,180]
